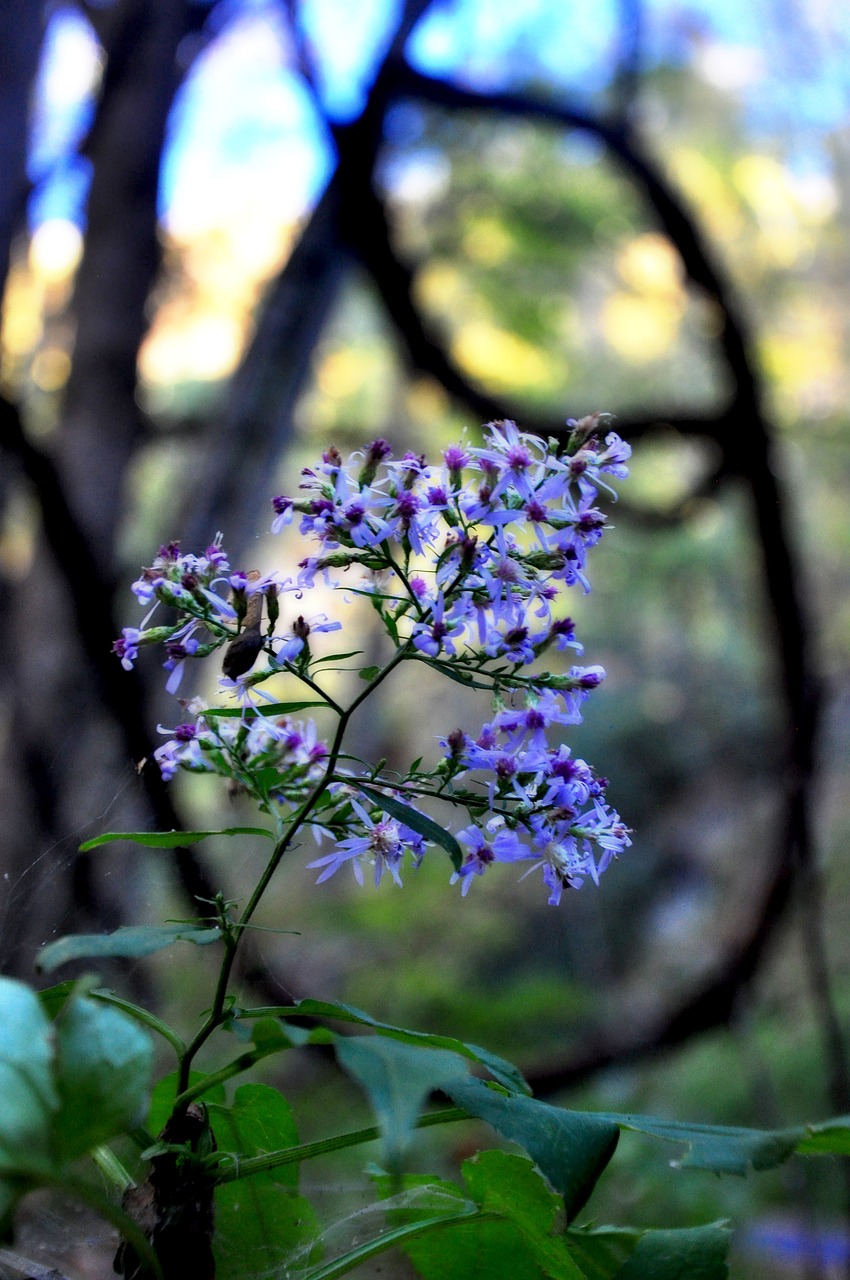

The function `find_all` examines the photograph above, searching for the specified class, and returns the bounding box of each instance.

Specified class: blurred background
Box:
[1,1,849,1276]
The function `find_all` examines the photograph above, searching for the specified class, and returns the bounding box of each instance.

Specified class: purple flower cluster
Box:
[115,414,632,905]
[447,712,630,905]
[154,702,328,806]
[276,420,630,673]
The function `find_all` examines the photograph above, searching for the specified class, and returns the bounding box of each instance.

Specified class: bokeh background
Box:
[1,1,849,1276]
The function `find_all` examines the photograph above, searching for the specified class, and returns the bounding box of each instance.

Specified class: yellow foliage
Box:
[617,233,684,299]
[1,264,43,358]
[317,348,370,398]
[452,320,556,390]
[462,217,513,266]
[602,293,683,362]
[415,263,463,312]
[667,148,745,239]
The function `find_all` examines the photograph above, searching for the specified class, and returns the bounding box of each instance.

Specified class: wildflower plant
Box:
[3,415,844,1279]
[121,413,632,910]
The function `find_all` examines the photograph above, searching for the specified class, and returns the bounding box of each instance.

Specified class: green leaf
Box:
[37,980,76,1020]
[614,1223,730,1279]
[335,1036,470,1168]
[403,1216,548,1280]
[797,1116,850,1155]
[604,1114,803,1176]
[351,783,463,870]
[202,700,325,718]
[0,978,58,1178]
[79,826,273,851]
[462,1150,586,1279]
[52,990,154,1162]
[292,999,529,1093]
[565,1226,642,1279]
[445,1078,619,1219]
[37,924,222,972]
[418,657,495,690]
[311,650,363,665]
[359,665,381,681]
[210,1085,319,1279]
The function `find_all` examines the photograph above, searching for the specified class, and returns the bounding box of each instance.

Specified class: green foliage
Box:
[37,923,223,972]
[0,977,152,1234]
[210,1085,320,1278]
[336,1036,471,1168]
[445,1078,620,1218]
[79,827,273,851]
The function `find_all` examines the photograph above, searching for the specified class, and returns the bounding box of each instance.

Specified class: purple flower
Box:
[113,628,144,671]
[451,824,528,895]
[494,687,585,749]
[307,799,410,887]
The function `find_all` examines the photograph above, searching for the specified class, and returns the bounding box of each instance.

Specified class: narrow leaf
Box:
[203,700,325,718]
[352,783,463,869]
[37,924,222,972]
[603,1113,804,1176]
[79,826,273,851]
[418,657,495,690]
[292,999,529,1093]
[311,650,363,665]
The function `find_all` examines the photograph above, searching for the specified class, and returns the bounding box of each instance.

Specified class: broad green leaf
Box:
[371,1167,469,1218]
[0,978,58,1177]
[565,1226,642,1279]
[210,1085,319,1279]
[336,1036,470,1168]
[79,826,272,851]
[615,1223,730,1279]
[462,1150,585,1279]
[37,923,222,972]
[203,700,325,718]
[292,998,529,1094]
[445,1078,619,1219]
[352,783,463,869]
[404,1217,548,1280]
[52,991,154,1162]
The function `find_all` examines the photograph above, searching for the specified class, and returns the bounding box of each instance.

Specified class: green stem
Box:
[176,641,414,1091]
[211,1108,467,1183]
